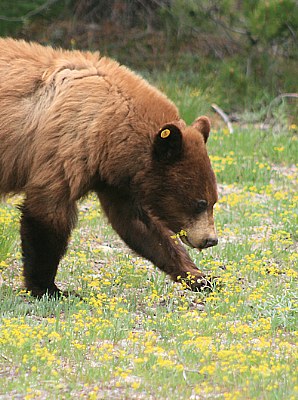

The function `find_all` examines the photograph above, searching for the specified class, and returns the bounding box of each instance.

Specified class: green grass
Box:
[0,104,297,399]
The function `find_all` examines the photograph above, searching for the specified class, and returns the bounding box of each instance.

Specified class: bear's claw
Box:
[178,275,220,292]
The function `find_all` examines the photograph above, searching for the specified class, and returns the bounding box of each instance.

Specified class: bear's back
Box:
[0,38,179,129]
[0,39,180,195]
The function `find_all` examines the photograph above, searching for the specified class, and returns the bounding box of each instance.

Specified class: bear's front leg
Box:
[98,191,207,291]
[20,199,77,297]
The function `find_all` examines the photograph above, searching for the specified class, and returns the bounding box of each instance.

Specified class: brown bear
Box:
[0,38,218,297]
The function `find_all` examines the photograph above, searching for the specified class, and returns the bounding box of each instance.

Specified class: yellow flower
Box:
[131,382,141,389]
[274,146,285,152]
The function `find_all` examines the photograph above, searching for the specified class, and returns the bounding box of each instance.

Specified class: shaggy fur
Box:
[0,38,218,297]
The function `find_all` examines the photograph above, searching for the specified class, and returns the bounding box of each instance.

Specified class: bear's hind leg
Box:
[20,201,77,298]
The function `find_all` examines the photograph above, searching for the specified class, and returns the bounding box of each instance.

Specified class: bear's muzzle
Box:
[182,209,218,250]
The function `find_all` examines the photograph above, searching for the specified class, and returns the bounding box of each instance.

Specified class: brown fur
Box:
[0,38,218,297]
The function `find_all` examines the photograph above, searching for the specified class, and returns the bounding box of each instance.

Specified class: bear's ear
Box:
[192,116,211,143]
[153,124,183,163]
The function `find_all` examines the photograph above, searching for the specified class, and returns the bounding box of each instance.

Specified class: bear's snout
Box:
[201,237,218,249]
[185,235,218,251]
[183,209,218,250]
[180,234,218,250]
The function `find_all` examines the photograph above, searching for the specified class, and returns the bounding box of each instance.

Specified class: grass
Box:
[0,85,297,399]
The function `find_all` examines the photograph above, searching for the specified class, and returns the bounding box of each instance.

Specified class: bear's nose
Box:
[203,238,218,248]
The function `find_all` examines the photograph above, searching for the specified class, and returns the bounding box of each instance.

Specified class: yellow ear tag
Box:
[160,129,171,138]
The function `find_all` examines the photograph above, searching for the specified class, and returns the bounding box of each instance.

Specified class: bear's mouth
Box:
[179,235,200,250]
[180,235,193,248]
[180,235,203,252]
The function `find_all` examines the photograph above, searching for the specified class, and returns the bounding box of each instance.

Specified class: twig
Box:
[262,93,298,128]
[266,93,298,119]
[0,0,59,22]
[1,354,12,362]
[211,103,234,133]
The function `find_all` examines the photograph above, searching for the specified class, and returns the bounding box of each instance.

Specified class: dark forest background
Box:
[0,0,297,118]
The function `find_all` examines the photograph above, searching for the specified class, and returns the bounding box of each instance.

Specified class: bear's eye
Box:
[196,200,208,213]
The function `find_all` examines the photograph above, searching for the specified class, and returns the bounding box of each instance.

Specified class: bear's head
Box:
[142,116,218,251]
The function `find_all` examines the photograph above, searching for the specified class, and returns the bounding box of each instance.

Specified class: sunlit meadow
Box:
[0,92,297,399]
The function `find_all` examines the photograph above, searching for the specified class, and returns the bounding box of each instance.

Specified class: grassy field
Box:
[0,84,297,399]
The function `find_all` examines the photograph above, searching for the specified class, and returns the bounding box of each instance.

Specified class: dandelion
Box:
[274,146,285,152]
[131,381,141,389]
[289,124,297,131]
